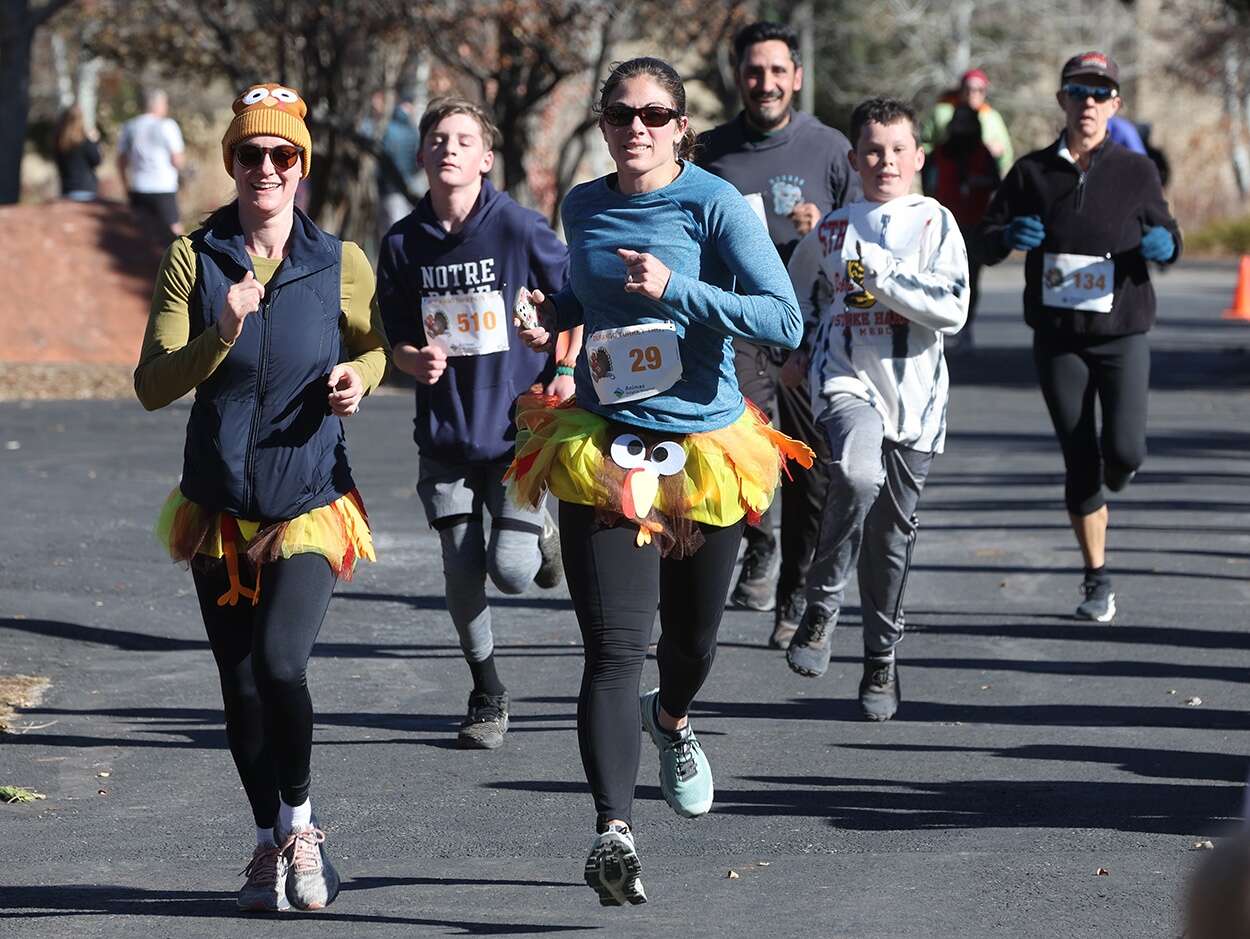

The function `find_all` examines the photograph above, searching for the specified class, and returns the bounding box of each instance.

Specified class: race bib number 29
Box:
[586,322,682,405]
[421,290,509,356]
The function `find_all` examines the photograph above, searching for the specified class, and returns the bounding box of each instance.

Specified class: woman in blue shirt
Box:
[509,57,810,906]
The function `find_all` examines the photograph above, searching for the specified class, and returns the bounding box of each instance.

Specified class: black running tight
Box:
[191,552,336,827]
[1032,331,1150,516]
[559,502,744,828]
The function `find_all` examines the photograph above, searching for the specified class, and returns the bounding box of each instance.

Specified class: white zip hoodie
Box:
[788,194,969,452]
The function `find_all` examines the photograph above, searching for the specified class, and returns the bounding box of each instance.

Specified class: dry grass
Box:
[0,674,51,732]
[0,363,135,401]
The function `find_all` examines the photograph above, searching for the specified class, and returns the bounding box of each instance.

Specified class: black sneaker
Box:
[533,509,563,589]
[730,538,778,611]
[457,690,509,749]
[786,606,836,677]
[769,587,806,650]
[859,652,900,721]
[1075,577,1116,622]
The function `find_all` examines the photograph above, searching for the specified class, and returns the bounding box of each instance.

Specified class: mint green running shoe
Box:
[639,688,713,818]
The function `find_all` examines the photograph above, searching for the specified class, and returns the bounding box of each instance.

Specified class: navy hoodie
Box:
[377,179,569,464]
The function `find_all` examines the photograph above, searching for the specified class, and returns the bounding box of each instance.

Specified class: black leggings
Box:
[192,552,336,827]
[1033,331,1150,516]
[559,502,744,828]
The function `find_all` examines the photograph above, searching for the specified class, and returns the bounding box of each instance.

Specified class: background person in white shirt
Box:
[117,88,187,241]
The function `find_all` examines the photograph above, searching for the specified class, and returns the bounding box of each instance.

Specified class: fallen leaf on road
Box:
[0,785,46,804]
[1096,868,1110,876]
[1185,697,1202,707]
[97,771,110,778]
[1192,840,1215,850]
[757,861,770,867]
[97,789,108,796]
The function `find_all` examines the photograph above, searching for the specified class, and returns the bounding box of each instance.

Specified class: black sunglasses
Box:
[1062,83,1117,103]
[234,143,304,171]
[602,104,682,128]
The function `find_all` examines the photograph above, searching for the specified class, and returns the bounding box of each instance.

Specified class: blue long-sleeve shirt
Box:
[554,161,800,434]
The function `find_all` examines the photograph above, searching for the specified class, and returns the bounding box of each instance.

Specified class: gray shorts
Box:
[416,455,544,533]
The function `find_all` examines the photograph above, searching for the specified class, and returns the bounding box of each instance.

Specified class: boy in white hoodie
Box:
[784,97,968,720]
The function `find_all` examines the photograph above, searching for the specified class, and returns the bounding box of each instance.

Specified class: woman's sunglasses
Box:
[234,144,304,171]
[601,104,682,128]
[1061,83,1118,103]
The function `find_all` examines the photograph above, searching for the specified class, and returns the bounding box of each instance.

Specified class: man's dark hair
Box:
[849,97,920,147]
[732,21,801,69]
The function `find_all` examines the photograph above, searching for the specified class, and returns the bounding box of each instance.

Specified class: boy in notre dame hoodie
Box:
[376,97,579,750]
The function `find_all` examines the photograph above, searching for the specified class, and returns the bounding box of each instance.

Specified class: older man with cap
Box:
[975,51,1181,625]
[924,67,1014,179]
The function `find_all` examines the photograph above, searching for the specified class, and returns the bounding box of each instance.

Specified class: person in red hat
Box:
[923,68,1014,179]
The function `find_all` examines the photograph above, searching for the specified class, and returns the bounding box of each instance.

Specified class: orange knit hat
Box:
[221,83,312,178]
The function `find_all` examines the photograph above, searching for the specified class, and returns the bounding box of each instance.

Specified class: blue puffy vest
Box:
[179,205,353,521]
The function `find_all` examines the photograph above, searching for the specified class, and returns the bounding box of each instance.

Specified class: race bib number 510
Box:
[421,290,509,356]
[585,322,682,405]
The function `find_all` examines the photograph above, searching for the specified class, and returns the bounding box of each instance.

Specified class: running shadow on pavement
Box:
[695,696,1250,731]
[913,620,1250,651]
[723,774,1239,835]
[0,618,580,661]
[0,704,578,751]
[841,742,1249,784]
[947,346,1250,390]
[0,883,592,933]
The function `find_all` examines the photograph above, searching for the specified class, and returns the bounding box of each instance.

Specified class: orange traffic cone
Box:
[1224,255,1250,320]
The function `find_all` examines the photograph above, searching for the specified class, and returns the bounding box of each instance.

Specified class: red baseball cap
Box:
[961,68,989,88]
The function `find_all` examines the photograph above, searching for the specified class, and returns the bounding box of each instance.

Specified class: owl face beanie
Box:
[221,83,312,178]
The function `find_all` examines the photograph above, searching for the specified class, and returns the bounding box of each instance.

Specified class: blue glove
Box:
[1140,226,1175,262]
[1004,215,1045,251]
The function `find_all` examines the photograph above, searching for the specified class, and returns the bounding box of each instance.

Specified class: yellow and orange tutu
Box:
[155,487,375,605]
[506,393,814,557]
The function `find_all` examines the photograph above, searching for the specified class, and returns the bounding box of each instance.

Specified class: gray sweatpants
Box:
[805,395,934,655]
[416,456,545,663]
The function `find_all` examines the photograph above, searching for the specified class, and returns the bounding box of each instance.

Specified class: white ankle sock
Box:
[256,826,276,847]
[279,798,312,832]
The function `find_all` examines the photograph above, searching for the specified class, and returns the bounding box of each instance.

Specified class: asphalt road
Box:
[2,259,1248,938]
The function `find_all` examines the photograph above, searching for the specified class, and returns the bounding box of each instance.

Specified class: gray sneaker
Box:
[786,606,836,677]
[770,588,806,650]
[457,690,509,749]
[282,825,340,911]
[584,823,646,906]
[730,538,778,611]
[238,842,290,912]
[534,509,563,589]
[859,652,900,722]
[1075,578,1116,622]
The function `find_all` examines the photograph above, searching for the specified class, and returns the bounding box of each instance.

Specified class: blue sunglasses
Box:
[1062,83,1118,103]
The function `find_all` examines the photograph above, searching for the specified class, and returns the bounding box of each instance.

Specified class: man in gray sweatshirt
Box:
[697,20,861,649]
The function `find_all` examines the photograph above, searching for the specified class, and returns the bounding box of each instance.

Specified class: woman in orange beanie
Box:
[134,83,386,913]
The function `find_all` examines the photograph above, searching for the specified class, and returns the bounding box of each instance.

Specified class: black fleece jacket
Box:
[976,136,1181,340]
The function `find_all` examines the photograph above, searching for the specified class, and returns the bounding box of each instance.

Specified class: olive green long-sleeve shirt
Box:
[134,237,388,410]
